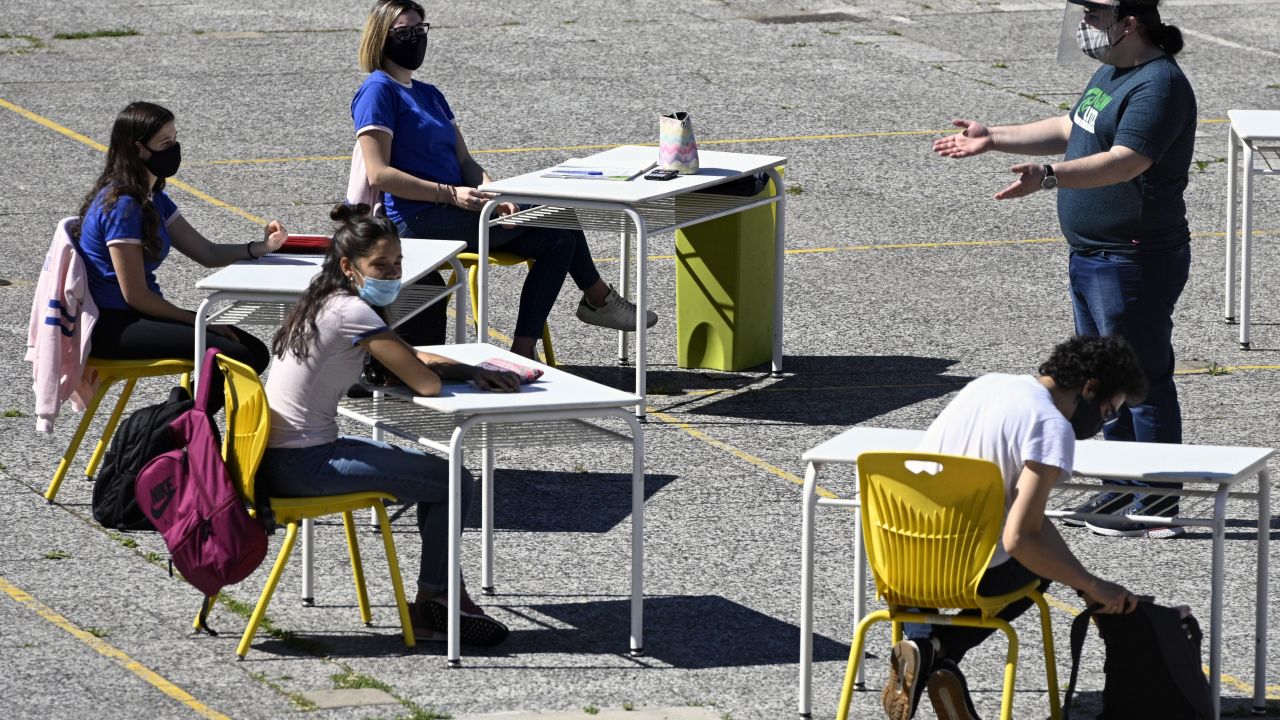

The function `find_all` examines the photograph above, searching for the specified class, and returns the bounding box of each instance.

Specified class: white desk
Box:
[477,145,787,416]
[192,238,468,386]
[1224,110,1280,349]
[337,343,645,665]
[796,427,1274,719]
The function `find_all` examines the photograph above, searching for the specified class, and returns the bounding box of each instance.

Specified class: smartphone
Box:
[644,169,680,181]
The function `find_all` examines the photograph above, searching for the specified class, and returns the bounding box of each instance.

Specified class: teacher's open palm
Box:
[933,119,994,159]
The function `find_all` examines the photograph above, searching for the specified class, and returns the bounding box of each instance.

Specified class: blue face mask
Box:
[352,267,402,307]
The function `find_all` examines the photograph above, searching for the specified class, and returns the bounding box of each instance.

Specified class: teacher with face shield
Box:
[931,0,1195,539]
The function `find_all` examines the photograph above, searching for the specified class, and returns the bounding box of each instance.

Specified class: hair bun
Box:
[330,202,372,223]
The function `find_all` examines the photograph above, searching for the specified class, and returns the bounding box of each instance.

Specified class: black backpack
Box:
[91,385,196,531]
[1064,601,1214,720]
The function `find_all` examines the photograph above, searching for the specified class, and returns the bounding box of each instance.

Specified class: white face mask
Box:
[1076,15,1123,61]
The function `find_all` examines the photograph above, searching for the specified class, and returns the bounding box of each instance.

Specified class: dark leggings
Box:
[396,203,602,339]
[91,308,270,413]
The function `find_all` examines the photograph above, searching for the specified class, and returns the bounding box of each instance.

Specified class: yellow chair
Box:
[837,452,1061,720]
[454,251,556,366]
[44,357,193,503]
[195,354,416,658]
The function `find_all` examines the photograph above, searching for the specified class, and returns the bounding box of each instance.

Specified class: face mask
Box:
[352,267,402,307]
[384,32,428,71]
[1070,392,1107,440]
[143,141,181,179]
[1076,16,1124,61]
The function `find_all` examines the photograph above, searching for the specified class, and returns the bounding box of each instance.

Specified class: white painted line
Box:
[1180,28,1280,60]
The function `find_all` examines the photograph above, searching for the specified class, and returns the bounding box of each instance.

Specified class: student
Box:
[351,0,657,360]
[259,203,520,646]
[882,336,1145,720]
[932,0,1194,536]
[74,101,284,399]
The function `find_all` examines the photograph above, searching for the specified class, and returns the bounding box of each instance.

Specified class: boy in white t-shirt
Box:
[881,336,1148,720]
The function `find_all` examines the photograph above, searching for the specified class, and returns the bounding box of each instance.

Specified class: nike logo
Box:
[150,479,176,519]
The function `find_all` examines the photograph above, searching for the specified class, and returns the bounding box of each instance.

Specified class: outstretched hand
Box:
[933,119,994,159]
[262,220,288,253]
[994,163,1047,200]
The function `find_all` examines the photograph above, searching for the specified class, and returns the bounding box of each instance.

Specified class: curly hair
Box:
[1038,335,1148,403]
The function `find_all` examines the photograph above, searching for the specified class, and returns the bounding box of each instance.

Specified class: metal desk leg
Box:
[449,257,467,343]
[301,518,315,606]
[623,411,645,656]
[798,462,820,718]
[477,202,497,348]
[481,442,496,595]
[618,229,632,365]
[1211,489,1229,719]
[626,210,649,418]
[1226,127,1240,323]
[1253,469,1271,715]
[854,505,867,690]
[192,294,218,394]
[1240,142,1256,350]
[447,422,471,666]
[767,166,786,375]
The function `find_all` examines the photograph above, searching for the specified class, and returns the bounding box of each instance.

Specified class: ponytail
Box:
[271,203,401,360]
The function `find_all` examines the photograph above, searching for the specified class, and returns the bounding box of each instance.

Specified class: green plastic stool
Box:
[675,170,779,371]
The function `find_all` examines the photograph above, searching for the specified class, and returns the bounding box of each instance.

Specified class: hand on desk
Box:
[473,368,521,393]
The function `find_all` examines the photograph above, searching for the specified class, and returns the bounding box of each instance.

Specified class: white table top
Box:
[479,145,787,205]
[1228,110,1280,141]
[195,238,466,293]
[802,426,1275,486]
[379,343,641,416]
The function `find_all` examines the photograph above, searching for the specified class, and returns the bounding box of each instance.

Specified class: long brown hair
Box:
[272,203,401,360]
[73,102,174,258]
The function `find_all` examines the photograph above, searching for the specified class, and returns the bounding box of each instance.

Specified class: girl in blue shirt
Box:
[75,102,288,398]
[352,0,657,360]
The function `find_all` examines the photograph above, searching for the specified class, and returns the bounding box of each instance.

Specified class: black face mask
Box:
[1070,392,1106,440]
[143,141,181,179]
[384,33,428,71]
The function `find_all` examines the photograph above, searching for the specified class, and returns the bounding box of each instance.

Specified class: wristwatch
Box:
[1040,164,1059,190]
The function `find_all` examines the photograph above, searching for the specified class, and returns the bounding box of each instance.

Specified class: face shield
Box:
[1057,0,1121,64]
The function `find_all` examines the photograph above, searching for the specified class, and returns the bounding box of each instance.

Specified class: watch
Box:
[1040,164,1059,190]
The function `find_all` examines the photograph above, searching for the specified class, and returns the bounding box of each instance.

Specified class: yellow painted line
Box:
[645,407,837,500]
[1176,364,1280,376]
[0,96,108,151]
[0,96,266,229]
[0,575,232,719]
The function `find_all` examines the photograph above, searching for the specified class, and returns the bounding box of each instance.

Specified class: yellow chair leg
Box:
[179,371,191,391]
[45,379,114,503]
[192,594,218,631]
[838,608,889,720]
[1033,592,1063,719]
[540,322,556,366]
[342,511,372,626]
[238,521,299,658]
[891,620,903,644]
[993,617,1020,720]
[84,377,137,479]
[374,503,416,648]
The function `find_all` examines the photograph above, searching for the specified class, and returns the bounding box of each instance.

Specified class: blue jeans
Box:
[258,437,474,594]
[904,558,1049,663]
[396,203,602,339]
[1070,245,1190,501]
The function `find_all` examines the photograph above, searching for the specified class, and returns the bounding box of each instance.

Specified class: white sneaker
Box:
[576,286,658,331]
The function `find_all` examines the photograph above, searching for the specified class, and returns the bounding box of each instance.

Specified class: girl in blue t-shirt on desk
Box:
[352,0,657,361]
[74,102,286,402]
[261,203,519,646]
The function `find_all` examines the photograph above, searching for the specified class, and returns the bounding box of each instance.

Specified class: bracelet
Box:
[245,241,258,259]
[446,184,458,207]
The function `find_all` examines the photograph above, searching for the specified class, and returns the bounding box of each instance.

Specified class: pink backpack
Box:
[136,348,267,622]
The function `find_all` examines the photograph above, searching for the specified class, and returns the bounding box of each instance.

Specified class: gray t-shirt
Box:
[266,293,389,448]
[1058,55,1196,254]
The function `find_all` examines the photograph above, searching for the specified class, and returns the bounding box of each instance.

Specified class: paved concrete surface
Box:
[2,1,1279,718]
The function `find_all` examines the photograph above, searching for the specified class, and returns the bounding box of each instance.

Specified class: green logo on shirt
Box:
[1073,87,1113,134]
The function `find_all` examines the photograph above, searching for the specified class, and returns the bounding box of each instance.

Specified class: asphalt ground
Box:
[2,1,1279,718]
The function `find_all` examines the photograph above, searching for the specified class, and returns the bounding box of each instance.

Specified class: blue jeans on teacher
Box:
[904,557,1049,663]
[396,203,602,339]
[258,436,475,595]
[1069,245,1190,501]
